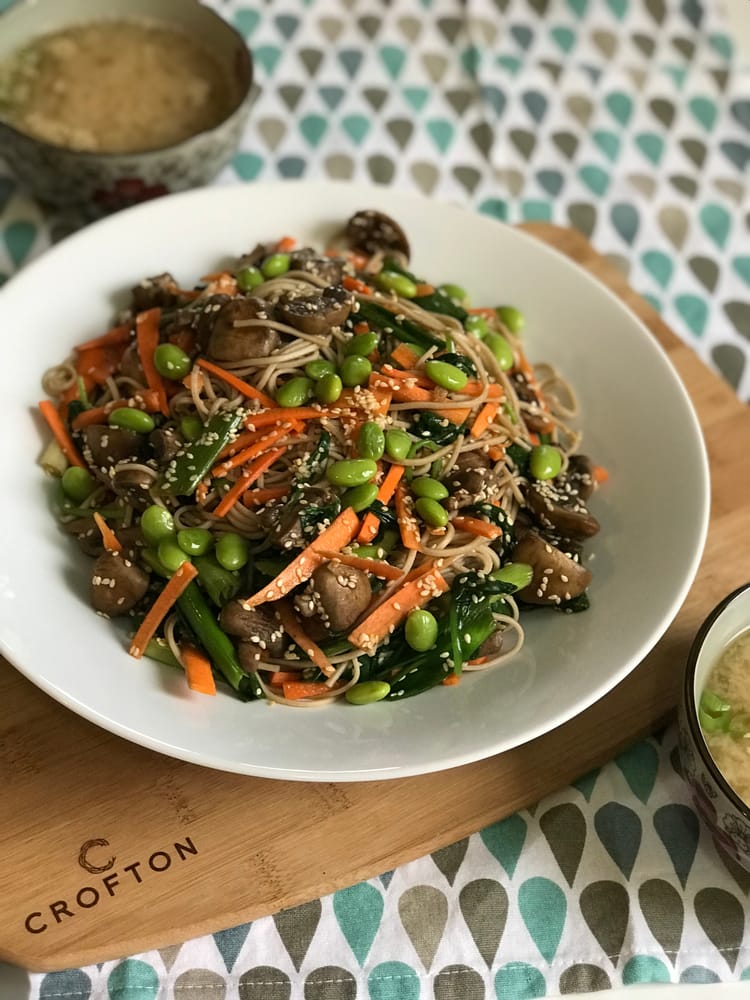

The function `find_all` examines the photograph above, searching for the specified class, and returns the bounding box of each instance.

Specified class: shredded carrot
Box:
[168,330,197,354]
[470,401,500,439]
[442,673,461,685]
[242,486,289,507]
[211,423,292,477]
[451,516,503,540]
[243,507,361,607]
[528,432,541,446]
[395,482,421,551]
[282,681,342,700]
[38,399,86,468]
[200,272,238,296]
[488,445,506,462]
[370,372,432,404]
[93,512,122,553]
[196,480,210,506]
[266,670,302,685]
[276,235,297,252]
[346,250,370,271]
[75,343,127,386]
[74,323,132,353]
[348,564,449,653]
[275,601,335,677]
[358,463,405,543]
[593,465,609,484]
[213,447,287,518]
[390,343,422,369]
[244,407,327,429]
[514,347,555,434]
[468,656,488,666]
[129,562,199,659]
[343,275,374,294]
[182,644,217,696]
[71,391,162,430]
[415,283,435,296]
[468,307,497,319]
[135,309,169,416]
[380,365,433,389]
[217,427,267,459]
[462,381,504,399]
[196,358,277,409]
[316,549,404,581]
[353,321,370,335]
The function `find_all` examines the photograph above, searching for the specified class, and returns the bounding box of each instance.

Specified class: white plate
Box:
[0,181,710,781]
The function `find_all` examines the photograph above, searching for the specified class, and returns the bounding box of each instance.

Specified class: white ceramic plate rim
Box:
[0,181,710,780]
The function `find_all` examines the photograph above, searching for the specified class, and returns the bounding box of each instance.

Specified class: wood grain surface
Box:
[2,223,748,972]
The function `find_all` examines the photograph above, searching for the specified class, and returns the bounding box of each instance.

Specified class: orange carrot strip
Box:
[275,600,335,677]
[135,308,169,416]
[266,670,302,685]
[415,283,435,296]
[276,235,296,252]
[129,562,199,659]
[243,507,360,608]
[93,512,123,553]
[358,463,405,543]
[316,550,403,581]
[395,483,421,551]
[213,447,286,518]
[75,343,126,386]
[196,358,277,409]
[380,364,433,389]
[196,480,210,506]
[282,681,343,700]
[442,673,461,685]
[211,424,292,477]
[470,401,500,440]
[38,399,86,468]
[348,565,449,653]
[343,275,374,294]
[390,343,422,369]
[451,516,503,540]
[593,465,609,484]
[181,644,217,696]
[468,307,497,319]
[71,391,162,430]
[243,407,329,429]
[462,381,504,399]
[74,323,132,353]
[347,250,370,270]
[488,445,506,462]
[242,486,289,507]
[353,321,370,335]
[217,428,268,458]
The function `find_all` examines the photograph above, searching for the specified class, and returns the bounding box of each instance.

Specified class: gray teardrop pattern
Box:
[274,900,322,971]
[638,879,684,962]
[398,885,448,971]
[432,838,469,885]
[159,944,182,972]
[176,969,226,999]
[324,154,355,179]
[567,203,598,239]
[559,964,611,994]
[434,964,485,1000]
[714,840,750,894]
[579,881,630,963]
[368,155,396,184]
[410,161,440,194]
[459,879,508,967]
[694,888,745,972]
[304,967,356,1000]
[239,967,291,1000]
[725,302,750,339]
[688,256,720,292]
[539,803,587,888]
[453,166,483,194]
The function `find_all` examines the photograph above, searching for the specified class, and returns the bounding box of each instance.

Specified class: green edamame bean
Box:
[489,562,534,592]
[529,444,563,481]
[465,315,489,340]
[352,544,386,559]
[261,253,290,278]
[216,532,249,570]
[424,359,469,392]
[496,304,525,335]
[357,421,385,461]
[379,528,399,552]
[326,459,377,488]
[340,354,372,387]
[343,331,379,357]
[415,496,449,527]
[276,377,313,408]
[177,528,213,556]
[108,407,155,434]
[158,537,191,572]
[235,266,264,292]
[375,270,418,298]
[141,504,175,545]
[153,343,192,380]
[342,482,379,512]
[180,413,204,442]
[438,283,469,304]
[411,477,449,501]
[405,609,438,652]
[61,466,95,503]
[315,373,343,404]
[384,429,412,461]
[484,331,514,372]
[345,680,391,705]
[304,359,336,381]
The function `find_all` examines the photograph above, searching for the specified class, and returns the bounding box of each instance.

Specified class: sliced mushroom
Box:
[206,297,281,361]
[83,425,143,469]
[345,209,410,259]
[275,284,353,337]
[446,451,498,507]
[311,562,372,633]
[512,372,550,434]
[119,342,145,383]
[220,603,286,666]
[289,247,344,284]
[477,627,507,660]
[512,533,591,606]
[269,486,337,551]
[130,272,180,313]
[111,465,157,510]
[115,525,145,560]
[525,477,600,540]
[62,517,104,557]
[90,551,150,617]
[149,427,183,465]
[567,454,596,502]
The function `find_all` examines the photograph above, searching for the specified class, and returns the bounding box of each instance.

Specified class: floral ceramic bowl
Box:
[678,582,750,869]
[0,0,253,214]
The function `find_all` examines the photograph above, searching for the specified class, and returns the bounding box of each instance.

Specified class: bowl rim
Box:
[0,0,254,159]
[683,579,750,820]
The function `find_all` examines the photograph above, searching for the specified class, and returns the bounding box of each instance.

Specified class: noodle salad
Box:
[38,209,605,707]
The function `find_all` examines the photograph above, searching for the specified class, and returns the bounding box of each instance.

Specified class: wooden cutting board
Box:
[2,223,748,973]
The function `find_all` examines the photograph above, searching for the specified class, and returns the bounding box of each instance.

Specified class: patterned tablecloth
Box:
[1,0,748,996]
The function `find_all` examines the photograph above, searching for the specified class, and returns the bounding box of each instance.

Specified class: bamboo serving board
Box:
[2,224,748,973]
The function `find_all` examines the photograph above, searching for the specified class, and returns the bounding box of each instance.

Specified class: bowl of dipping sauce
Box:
[679,582,750,869]
[0,0,254,213]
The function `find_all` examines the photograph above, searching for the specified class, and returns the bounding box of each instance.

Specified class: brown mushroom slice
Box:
[111,464,157,510]
[567,454,596,502]
[289,247,344,284]
[512,533,591,606]
[62,517,104,557]
[345,209,411,259]
[149,427,183,465]
[311,562,372,633]
[130,272,180,313]
[90,551,150,617]
[525,479,600,540]
[207,297,281,361]
[275,284,353,337]
[220,602,286,650]
[83,425,143,469]
[119,342,145,383]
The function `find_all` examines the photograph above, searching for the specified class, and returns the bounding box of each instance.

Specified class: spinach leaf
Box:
[437,352,477,377]
[463,503,515,553]
[411,410,467,446]
[299,495,342,542]
[506,442,531,474]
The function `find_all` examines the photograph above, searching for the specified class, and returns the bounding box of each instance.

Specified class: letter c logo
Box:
[78,838,115,874]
